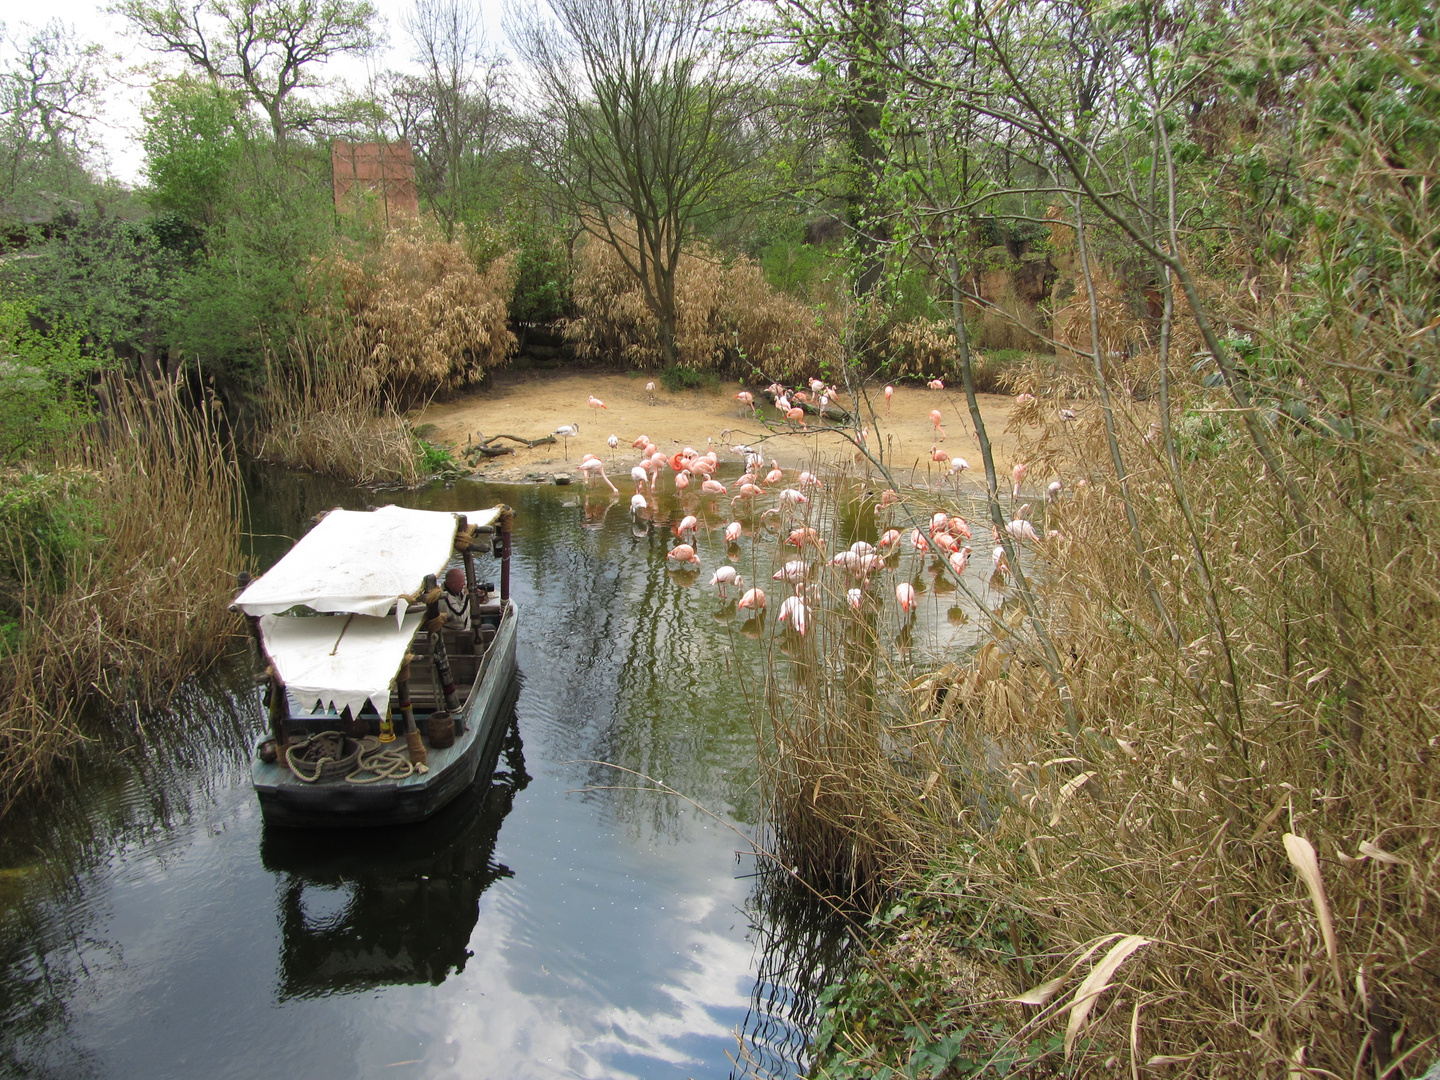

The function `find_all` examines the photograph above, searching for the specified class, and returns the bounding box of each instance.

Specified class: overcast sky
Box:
[8,0,510,184]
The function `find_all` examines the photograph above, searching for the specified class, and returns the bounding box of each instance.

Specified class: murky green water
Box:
[0,464,1000,1079]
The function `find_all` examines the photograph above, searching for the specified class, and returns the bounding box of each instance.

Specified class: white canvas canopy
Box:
[235,505,500,620]
[260,612,424,719]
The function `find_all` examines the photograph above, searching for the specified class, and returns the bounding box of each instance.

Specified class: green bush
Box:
[0,293,102,465]
[658,364,720,392]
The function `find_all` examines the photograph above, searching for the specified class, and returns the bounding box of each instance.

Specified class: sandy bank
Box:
[415,371,1029,484]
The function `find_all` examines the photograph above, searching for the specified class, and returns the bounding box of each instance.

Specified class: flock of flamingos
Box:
[554,378,1064,638]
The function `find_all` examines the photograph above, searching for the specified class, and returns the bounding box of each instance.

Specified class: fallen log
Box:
[485,433,557,449]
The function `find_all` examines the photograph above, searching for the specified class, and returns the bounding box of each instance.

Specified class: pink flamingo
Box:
[667,543,700,567]
[724,521,743,543]
[896,582,918,614]
[588,395,607,411]
[676,514,698,540]
[884,385,894,413]
[773,560,809,584]
[878,528,902,553]
[930,409,945,440]
[578,456,617,493]
[785,407,806,428]
[847,587,864,610]
[930,511,949,536]
[948,516,972,540]
[646,381,657,403]
[710,565,743,598]
[736,390,755,414]
[630,465,650,493]
[737,588,767,614]
[1006,504,1040,542]
[778,592,809,636]
[701,479,727,496]
[809,378,825,394]
[927,379,944,391]
[798,471,823,489]
[778,488,808,507]
[674,470,691,493]
[764,462,783,486]
[909,529,930,554]
[992,545,1010,579]
[632,434,650,449]
[949,546,972,576]
[1011,462,1028,498]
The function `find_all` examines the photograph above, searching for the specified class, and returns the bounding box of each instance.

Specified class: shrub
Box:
[320,220,516,401]
[565,224,841,382]
[0,294,99,465]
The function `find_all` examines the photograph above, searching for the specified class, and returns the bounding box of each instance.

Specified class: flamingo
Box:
[931,445,949,465]
[735,390,755,414]
[949,546,972,576]
[630,493,649,516]
[909,529,930,554]
[588,395,607,411]
[674,470,691,493]
[701,479,727,496]
[992,545,1010,579]
[778,592,809,636]
[646,381,657,403]
[884,385,894,413]
[1006,505,1040,542]
[798,471,823,489]
[784,527,821,550]
[930,409,945,440]
[809,378,826,394]
[896,582,918,614]
[724,521,743,543]
[773,560,809,584]
[927,379,945,391]
[934,532,959,555]
[607,433,620,457]
[630,465,650,492]
[778,488,808,507]
[930,512,949,536]
[1011,462,1028,498]
[847,587,864,610]
[737,588,767,614]
[947,456,970,480]
[764,462,783,486]
[831,550,862,574]
[553,423,579,459]
[731,483,764,508]
[785,407,806,428]
[578,457,617,493]
[1048,480,1063,502]
[676,514,698,540]
[667,543,700,567]
[1059,407,1077,422]
[1015,392,1036,406]
[632,434,650,449]
[710,565,743,598]
[878,528,902,553]
[850,540,876,557]
[948,516,972,540]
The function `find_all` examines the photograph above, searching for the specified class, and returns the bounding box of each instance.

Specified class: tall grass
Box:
[252,328,422,486]
[0,376,245,812]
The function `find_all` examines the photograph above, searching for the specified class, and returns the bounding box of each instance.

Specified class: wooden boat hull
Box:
[252,602,519,829]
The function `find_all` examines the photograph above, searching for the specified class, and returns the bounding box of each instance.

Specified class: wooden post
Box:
[499,505,513,603]
[422,573,461,712]
[397,657,426,767]
[237,572,290,764]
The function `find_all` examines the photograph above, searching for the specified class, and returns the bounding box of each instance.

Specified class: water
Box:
[0,465,998,1080]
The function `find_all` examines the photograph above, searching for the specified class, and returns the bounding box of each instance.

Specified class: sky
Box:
[10,0,511,185]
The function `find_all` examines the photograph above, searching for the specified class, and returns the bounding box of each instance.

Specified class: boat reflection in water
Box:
[260,715,529,1000]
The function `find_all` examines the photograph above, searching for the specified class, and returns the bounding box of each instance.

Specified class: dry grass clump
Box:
[252,328,421,486]
[321,220,516,401]
[882,318,1018,393]
[0,377,244,812]
[758,262,1440,1076]
[565,225,841,381]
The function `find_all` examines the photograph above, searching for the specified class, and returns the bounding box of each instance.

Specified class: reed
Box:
[753,257,1440,1075]
[252,326,422,486]
[0,376,245,813]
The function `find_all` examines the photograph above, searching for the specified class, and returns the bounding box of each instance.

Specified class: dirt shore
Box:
[415,371,1026,484]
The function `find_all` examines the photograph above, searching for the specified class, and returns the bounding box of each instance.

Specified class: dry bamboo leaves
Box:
[1282,833,1343,995]
[1009,933,1152,1059]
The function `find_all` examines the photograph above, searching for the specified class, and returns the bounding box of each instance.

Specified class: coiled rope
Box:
[285,733,425,784]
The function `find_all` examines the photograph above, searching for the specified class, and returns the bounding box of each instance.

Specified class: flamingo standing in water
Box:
[778,591,809,636]
[737,588,767,615]
[674,470,691,494]
[701,479,727,497]
[896,582,918,614]
[949,546,972,576]
[710,566,743,599]
[630,465,650,493]
[1011,462,1028,498]
[667,543,700,567]
[724,521,743,544]
[676,514,698,541]
[578,455,618,493]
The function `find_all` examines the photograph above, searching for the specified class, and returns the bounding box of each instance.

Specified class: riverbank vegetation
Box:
[3,0,1438,1065]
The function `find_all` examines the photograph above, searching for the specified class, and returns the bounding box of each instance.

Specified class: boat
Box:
[233,504,519,828]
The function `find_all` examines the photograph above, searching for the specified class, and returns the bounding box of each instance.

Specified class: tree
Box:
[376,0,510,229]
[113,0,381,149]
[511,0,755,365]
[141,75,249,226]
[0,21,107,217]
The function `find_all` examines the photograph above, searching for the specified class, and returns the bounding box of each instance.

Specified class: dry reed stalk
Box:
[757,251,1440,1075]
[252,328,422,486]
[0,376,245,812]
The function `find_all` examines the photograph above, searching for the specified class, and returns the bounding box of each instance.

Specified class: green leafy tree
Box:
[141,75,249,227]
[0,291,101,464]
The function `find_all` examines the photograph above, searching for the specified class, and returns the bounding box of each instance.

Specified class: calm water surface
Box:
[0,466,996,1080]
